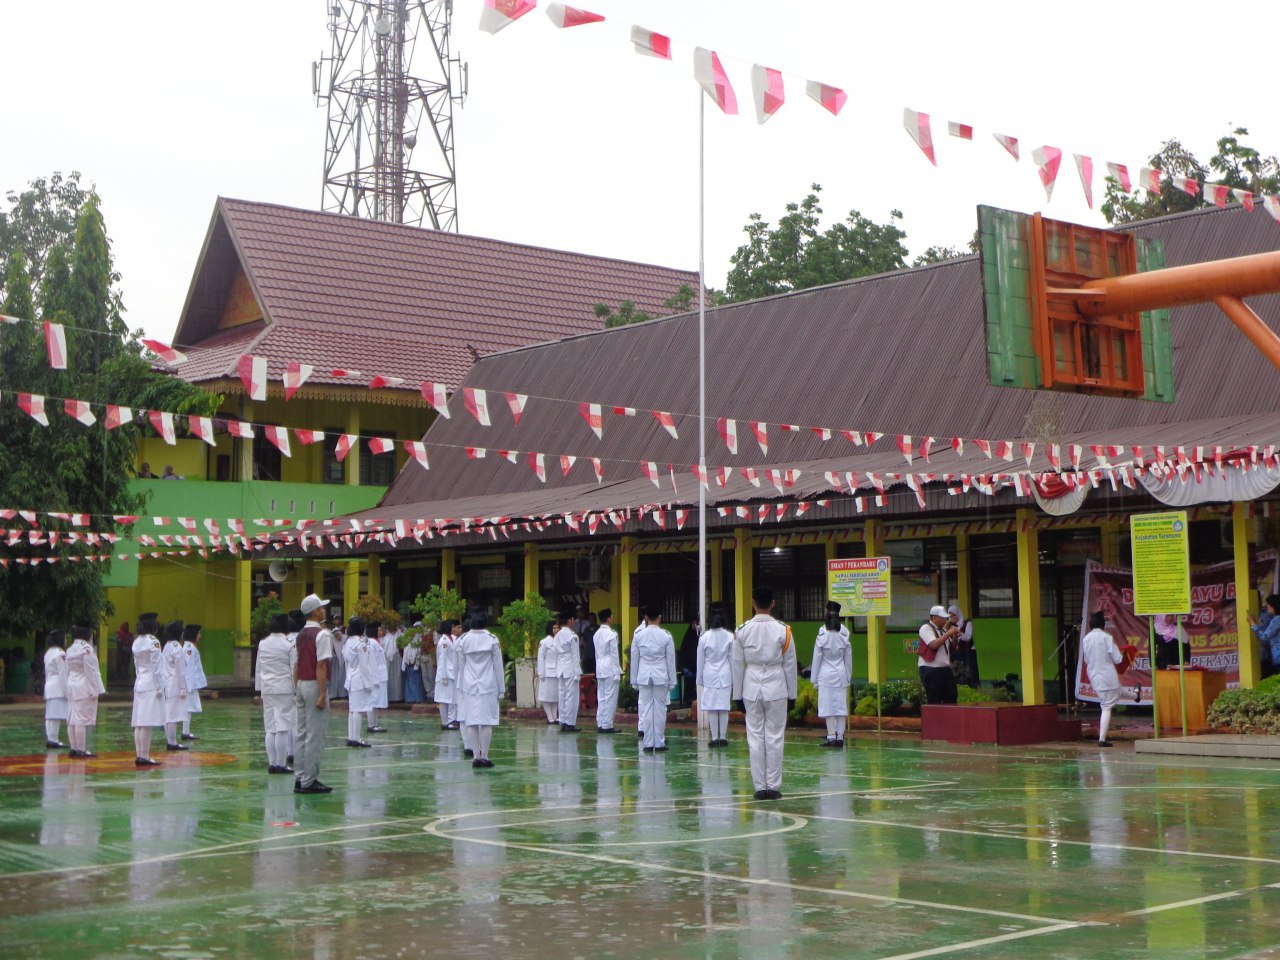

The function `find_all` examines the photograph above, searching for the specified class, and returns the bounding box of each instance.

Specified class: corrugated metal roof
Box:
[373,202,1280,520]
[170,198,699,393]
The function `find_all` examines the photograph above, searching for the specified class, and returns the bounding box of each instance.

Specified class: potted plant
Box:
[498,594,552,708]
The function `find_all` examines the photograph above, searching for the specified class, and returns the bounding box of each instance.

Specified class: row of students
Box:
[129,615,209,765]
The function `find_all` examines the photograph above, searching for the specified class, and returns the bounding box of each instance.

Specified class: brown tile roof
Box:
[369,202,1280,523]
[170,198,698,393]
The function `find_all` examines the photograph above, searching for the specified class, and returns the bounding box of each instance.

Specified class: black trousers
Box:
[920,665,958,704]
[1154,640,1192,670]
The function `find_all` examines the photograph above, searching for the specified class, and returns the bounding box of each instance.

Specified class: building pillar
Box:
[238,396,254,482]
[865,520,887,683]
[233,558,253,682]
[523,542,539,599]
[733,527,753,626]
[441,548,456,591]
[709,539,723,604]
[343,560,360,622]
[344,406,361,486]
[1015,508,1045,705]
[955,533,972,614]
[1234,501,1262,689]
[1100,519,1122,566]
[618,536,637,667]
[367,553,381,602]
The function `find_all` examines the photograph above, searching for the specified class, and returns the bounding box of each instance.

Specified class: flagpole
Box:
[698,91,708,639]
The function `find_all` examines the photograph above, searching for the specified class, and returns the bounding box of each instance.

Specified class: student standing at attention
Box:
[732,586,797,801]
[536,620,560,725]
[630,605,676,752]
[696,610,734,747]
[42,630,68,750]
[593,609,622,734]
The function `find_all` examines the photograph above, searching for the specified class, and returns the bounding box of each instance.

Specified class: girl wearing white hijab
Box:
[811,602,853,747]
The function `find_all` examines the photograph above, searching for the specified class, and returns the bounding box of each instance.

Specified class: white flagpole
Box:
[698,92,708,639]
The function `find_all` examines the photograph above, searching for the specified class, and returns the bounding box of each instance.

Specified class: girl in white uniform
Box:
[434,620,460,729]
[65,625,106,758]
[42,630,69,749]
[255,613,297,774]
[696,612,735,747]
[366,625,390,734]
[131,613,165,766]
[811,605,853,747]
[344,618,378,748]
[181,624,207,740]
[536,621,560,724]
[455,612,504,768]
[161,620,191,751]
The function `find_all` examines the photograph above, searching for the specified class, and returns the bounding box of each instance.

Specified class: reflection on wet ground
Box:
[1,702,1279,958]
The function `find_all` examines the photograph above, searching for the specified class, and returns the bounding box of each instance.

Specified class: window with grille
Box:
[969,533,1018,618]
[753,545,827,622]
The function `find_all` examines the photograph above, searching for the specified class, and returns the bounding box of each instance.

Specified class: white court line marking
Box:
[1122,881,1280,917]
[871,922,1085,960]
[422,813,1079,926]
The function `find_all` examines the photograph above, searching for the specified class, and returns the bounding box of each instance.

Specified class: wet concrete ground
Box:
[0,702,1278,959]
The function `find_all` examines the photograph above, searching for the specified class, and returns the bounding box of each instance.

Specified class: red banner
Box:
[1076,553,1278,704]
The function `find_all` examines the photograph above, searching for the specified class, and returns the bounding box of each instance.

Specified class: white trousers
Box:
[638,683,668,749]
[558,676,579,726]
[596,675,620,729]
[745,697,788,791]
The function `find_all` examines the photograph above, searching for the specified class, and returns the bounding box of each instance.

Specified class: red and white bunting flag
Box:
[295,428,324,445]
[805,80,846,116]
[1022,442,1036,466]
[715,466,730,487]
[140,339,187,365]
[465,446,487,459]
[497,449,518,463]
[905,474,926,508]
[769,469,790,494]
[545,2,603,27]
[227,419,255,439]
[780,423,801,433]
[1047,444,1061,470]
[641,461,661,487]
[692,464,710,488]
[1265,196,1280,223]
[948,121,973,140]
[1106,161,1132,193]
[1171,175,1199,197]
[148,410,176,445]
[237,354,267,401]
[404,440,429,470]
[63,399,96,427]
[479,0,535,34]
[750,64,784,124]
[579,402,603,439]
[904,108,936,165]
[1074,154,1094,208]
[591,457,603,483]
[841,432,862,449]
[368,375,406,390]
[750,421,768,455]
[334,433,356,462]
[43,321,67,369]
[865,431,883,446]
[918,436,935,462]
[652,410,678,438]
[795,502,811,517]
[189,415,215,446]
[283,361,313,400]
[653,509,667,530]
[951,436,964,455]
[717,417,738,455]
[266,425,292,458]
[463,387,491,426]
[1069,444,1082,469]
[560,454,576,477]
[1032,146,1063,201]
[1233,188,1255,212]
[1204,183,1231,207]
[812,427,832,441]
[612,406,637,416]
[693,48,738,115]
[528,452,546,483]
[992,132,1020,160]
[973,438,991,458]
[676,508,689,530]
[1139,166,1163,194]
[17,393,48,426]
[422,381,451,418]
[897,435,913,462]
[505,392,528,425]
[742,467,761,487]
[630,25,671,59]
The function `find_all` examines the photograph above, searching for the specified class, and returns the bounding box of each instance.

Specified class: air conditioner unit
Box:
[574,555,610,589]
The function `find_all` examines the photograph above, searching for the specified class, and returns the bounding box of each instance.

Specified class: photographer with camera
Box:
[918,605,960,705]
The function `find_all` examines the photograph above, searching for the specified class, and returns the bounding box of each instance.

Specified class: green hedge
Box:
[1207,676,1280,733]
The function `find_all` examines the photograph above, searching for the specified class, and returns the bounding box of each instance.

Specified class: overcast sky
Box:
[3,0,1277,342]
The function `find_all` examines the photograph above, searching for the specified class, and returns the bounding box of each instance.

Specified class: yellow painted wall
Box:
[137,439,209,481]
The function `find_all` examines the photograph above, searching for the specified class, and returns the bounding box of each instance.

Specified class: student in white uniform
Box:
[536,620,560,724]
[65,625,105,758]
[811,602,853,748]
[181,624,207,741]
[327,624,347,701]
[255,613,297,774]
[455,612,504,768]
[732,586,798,801]
[384,625,404,704]
[630,605,676,752]
[130,613,165,766]
[434,619,459,730]
[42,630,69,749]
[1081,610,1125,747]
[161,620,191,752]
[554,612,583,732]
[696,611,734,747]
[365,624,390,734]
[593,609,622,733]
[632,612,648,739]
[342,617,376,748]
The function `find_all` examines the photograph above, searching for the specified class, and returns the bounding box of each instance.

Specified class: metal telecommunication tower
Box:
[314,1,467,230]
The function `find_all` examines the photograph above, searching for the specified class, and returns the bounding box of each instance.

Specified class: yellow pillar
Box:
[618,536,637,667]
[1016,509,1045,705]
[955,533,972,613]
[234,558,252,645]
[865,520,887,683]
[441,548,456,591]
[523,542,539,600]
[343,560,360,622]
[733,527,753,626]
[344,405,361,486]
[1234,502,1262,689]
[1100,519,1122,566]
[709,540,723,604]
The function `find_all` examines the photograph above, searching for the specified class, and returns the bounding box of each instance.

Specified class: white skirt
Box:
[375,681,388,709]
[700,685,731,711]
[457,689,499,727]
[537,677,559,702]
[262,692,296,734]
[132,689,165,727]
[68,696,98,727]
[45,697,68,721]
[187,690,202,714]
[164,691,190,724]
[349,685,374,713]
[817,685,849,718]
[433,679,454,705]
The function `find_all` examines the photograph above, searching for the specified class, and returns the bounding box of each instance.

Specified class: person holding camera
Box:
[918,605,960,705]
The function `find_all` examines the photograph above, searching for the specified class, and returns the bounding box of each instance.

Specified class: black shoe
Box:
[296,781,333,794]
[472,758,484,768]
[546,719,559,725]
[561,725,579,733]
[643,746,655,753]
[819,739,834,748]
[637,730,645,738]
[754,789,770,800]
[181,733,199,741]
[46,740,65,749]
[718,739,729,747]
[82,751,97,759]
[464,748,474,758]
[346,740,372,748]
[482,758,495,768]
[654,744,669,752]
[367,726,388,733]
[445,722,460,730]
[834,739,845,748]
[135,757,161,767]
[597,727,615,734]
[166,743,189,751]
[1098,740,1114,748]
[769,790,783,800]
[68,749,84,758]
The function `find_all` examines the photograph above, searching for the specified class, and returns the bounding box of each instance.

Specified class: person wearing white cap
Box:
[918,605,960,705]
[293,593,335,793]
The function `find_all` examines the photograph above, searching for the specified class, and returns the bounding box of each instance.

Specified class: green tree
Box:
[497,594,553,659]
[0,172,92,289]
[593,283,699,329]
[723,184,908,303]
[912,245,965,267]
[353,592,402,631]
[410,585,467,628]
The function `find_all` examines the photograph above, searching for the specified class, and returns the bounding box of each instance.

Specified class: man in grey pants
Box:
[293,594,334,794]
